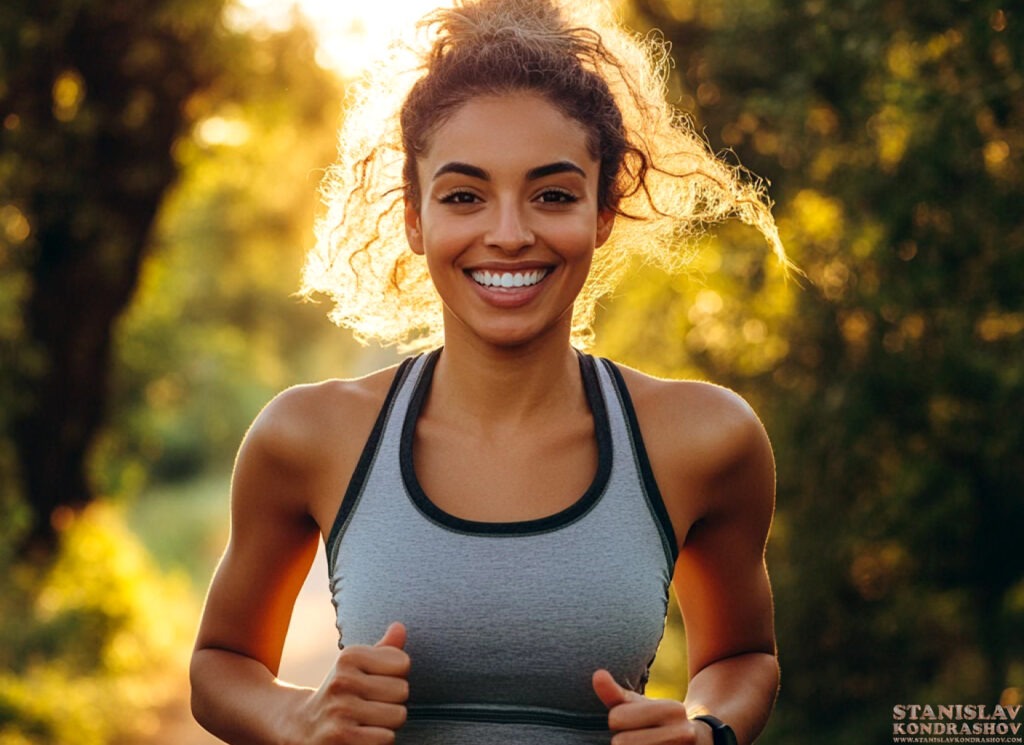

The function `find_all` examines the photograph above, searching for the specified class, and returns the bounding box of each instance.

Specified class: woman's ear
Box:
[595,209,616,247]
[405,199,424,255]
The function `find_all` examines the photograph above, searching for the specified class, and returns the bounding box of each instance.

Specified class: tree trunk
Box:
[2,1,222,555]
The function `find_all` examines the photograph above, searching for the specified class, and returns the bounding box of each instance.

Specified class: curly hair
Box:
[302,0,788,350]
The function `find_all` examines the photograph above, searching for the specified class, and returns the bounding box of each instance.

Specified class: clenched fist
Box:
[291,622,411,744]
[593,668,710,745]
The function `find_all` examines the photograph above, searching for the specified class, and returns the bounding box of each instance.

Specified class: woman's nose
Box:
[484,202,535,253]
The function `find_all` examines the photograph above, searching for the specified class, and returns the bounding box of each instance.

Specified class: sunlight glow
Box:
[229,0,455,79]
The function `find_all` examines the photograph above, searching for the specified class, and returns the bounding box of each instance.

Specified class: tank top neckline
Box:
[399,348,614,536]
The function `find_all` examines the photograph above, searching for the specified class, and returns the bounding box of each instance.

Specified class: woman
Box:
[190,1,783,743]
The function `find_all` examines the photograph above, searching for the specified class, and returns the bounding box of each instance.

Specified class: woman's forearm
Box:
[190,647,313,745]
[683,651,780,744]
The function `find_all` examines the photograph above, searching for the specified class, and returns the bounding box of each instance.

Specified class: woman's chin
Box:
[445,313,572,351]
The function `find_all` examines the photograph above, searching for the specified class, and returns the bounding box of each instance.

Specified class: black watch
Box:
[693,714,739,745]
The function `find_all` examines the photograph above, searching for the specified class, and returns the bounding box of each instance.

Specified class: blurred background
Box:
[0,0,1020,743]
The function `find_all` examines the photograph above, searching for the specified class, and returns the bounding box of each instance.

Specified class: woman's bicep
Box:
[672,408,777,677]
[194,407,322,675]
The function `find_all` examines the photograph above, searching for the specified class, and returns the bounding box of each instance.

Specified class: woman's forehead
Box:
[419,92,598,175]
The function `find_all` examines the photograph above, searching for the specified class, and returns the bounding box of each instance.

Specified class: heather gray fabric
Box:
[326,349,679,743]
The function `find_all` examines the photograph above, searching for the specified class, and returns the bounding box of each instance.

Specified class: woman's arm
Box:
[190,382,410,745]
[672,385,779,744]
[594,372,778,745]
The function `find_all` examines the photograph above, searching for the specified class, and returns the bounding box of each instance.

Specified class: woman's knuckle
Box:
[327,670,359,695]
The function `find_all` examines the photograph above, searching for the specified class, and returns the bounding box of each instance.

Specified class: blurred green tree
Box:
[607,0,1023,741]
[0,0,233,554]
[0,6,352,738]
[96,16,354,501]
[0,1,353,557]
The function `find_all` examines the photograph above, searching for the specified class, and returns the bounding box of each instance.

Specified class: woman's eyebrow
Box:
[526,161,586,180]
[433,162,488,181]
[431,160,587,181]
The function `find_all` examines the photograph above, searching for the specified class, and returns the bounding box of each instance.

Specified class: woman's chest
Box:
[412,417,598,523]
[332,513,671,712]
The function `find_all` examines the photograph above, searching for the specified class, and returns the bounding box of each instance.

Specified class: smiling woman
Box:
[301,0,787,351]
[191,2,783,744]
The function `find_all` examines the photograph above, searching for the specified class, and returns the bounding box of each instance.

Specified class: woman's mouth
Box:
[468,268,550,289]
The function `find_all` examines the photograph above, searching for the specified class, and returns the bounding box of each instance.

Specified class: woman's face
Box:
[405,91,614,349]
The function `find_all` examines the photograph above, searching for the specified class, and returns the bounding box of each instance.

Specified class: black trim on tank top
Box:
[406,703,610,731]
[326,356,417,569]
[598,359,681,564]
[400,348,613,536]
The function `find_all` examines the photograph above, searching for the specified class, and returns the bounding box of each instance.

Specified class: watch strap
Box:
[693,714,739,745]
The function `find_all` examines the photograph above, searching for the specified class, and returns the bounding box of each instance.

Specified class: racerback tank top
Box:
[326,349,680,744]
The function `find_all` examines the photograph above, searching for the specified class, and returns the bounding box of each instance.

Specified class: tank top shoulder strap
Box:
[592,357,680,566]
[325,352,433,568]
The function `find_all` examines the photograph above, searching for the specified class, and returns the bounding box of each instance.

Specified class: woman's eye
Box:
[537,189,578,204]
[439,190,480,205]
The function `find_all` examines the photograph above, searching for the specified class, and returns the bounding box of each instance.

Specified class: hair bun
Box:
[426,0,568,44]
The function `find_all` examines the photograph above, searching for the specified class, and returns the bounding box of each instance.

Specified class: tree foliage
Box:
[1,4,354,741]
[97,15,359,499]
[0,504,195,745]
[0,0,355,554]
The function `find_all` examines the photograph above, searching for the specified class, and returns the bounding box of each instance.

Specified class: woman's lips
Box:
[464,267,553,308]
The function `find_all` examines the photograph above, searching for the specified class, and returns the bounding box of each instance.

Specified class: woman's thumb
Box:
[592,669,628,709]
[375,621,407,649]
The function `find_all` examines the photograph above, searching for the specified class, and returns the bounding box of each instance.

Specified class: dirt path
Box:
[151,544,340,744]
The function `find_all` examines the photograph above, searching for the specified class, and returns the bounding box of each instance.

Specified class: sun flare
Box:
[230,0,455,79]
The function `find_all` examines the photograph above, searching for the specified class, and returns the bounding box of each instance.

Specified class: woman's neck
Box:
[426,326,586,431]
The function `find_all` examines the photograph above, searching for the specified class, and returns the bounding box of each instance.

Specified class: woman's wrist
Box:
[276,684,320,745]
[691,714,738,745]
[692,717,715,745]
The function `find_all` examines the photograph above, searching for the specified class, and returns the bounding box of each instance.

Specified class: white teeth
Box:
[470,269,548,288]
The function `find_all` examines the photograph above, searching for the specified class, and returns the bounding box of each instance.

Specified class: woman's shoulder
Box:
[242,362,405,472]
[607,360,771,480]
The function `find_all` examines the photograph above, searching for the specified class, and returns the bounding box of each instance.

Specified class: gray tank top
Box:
[326,349,680,744]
